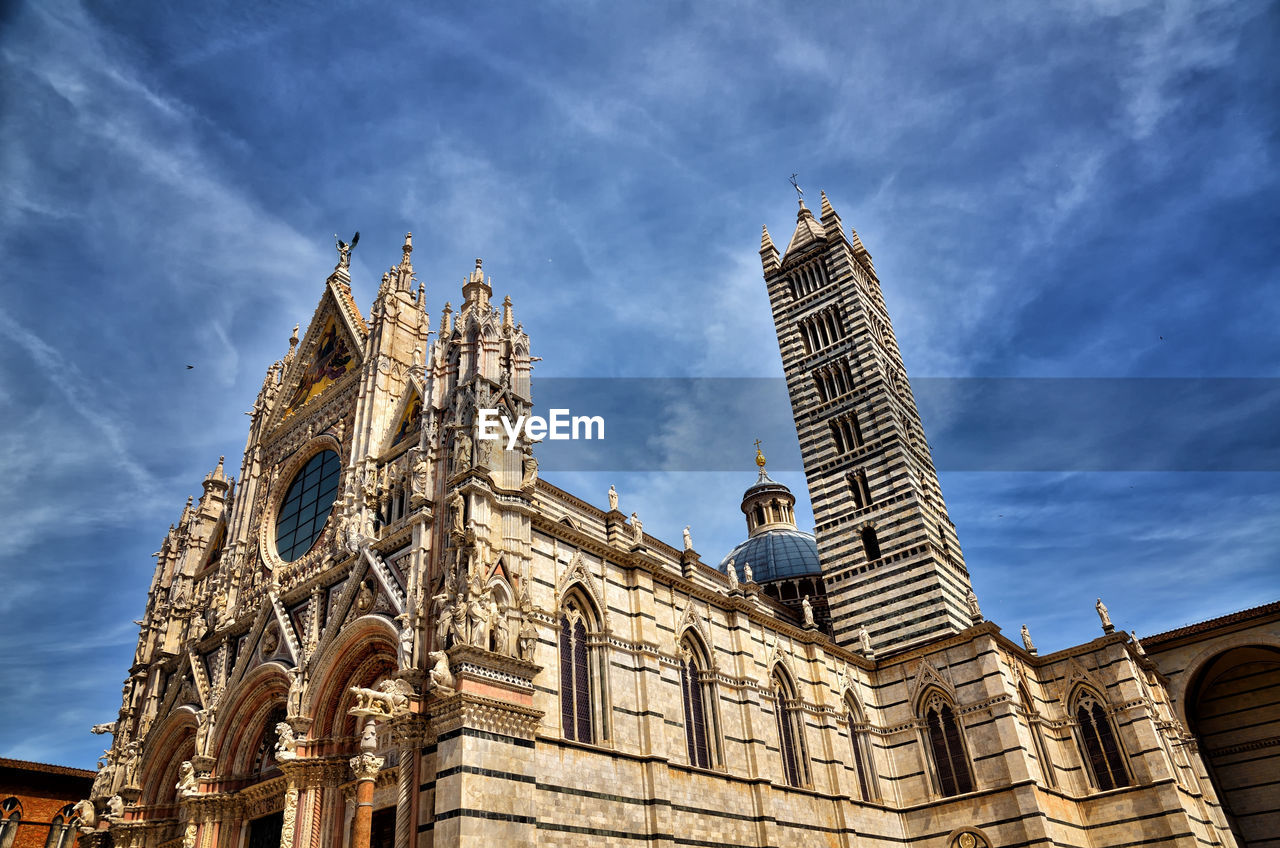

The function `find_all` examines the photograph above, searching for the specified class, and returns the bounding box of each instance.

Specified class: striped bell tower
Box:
[760,188,973,652]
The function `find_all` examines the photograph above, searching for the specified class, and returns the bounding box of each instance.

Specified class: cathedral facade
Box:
[78,197,1275,848]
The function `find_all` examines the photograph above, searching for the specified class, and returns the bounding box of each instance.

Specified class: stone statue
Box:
[119,742,140,788]
[521,446,538,490]
[858,625,872,655]
[90,721,116,736]
[683,526,693,551]
[451,593,469,646]
[801,595,815,628]
[359,718,378,752]
[724,558,738,592]
[469,588,491,648]
[1131,631,1147,656]
[334,231,359,271]
[743,562,753,583]
[1021,624,1036,653]
[72,799,96,832]
[490,595,508,655]
[452,430,473,474]
[1096,597,1113,631]
[90,752,115,800]
[287,666,305,717]
[410,453,429,500]
[427,650,454,691]
[105,795,124,820]
[274,721,297,761]
[966,589,982,621]
[194,708,214,756]
[630,512,643,544]
[176,761,199,796]
[449,491,465,536]
[518,619,538,662]
[433,591,454,650]
[395,613,414,669]
[608,485,618,511]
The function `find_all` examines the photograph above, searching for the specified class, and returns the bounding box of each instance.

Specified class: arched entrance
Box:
[1188,645,1280,847]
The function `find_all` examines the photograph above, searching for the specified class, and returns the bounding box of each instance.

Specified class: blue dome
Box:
[720,528,821,582]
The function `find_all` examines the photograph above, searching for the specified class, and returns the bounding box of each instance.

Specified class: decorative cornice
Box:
[426,691,543,740]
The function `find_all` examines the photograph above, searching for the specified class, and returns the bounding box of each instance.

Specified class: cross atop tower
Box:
[789,173,804,204]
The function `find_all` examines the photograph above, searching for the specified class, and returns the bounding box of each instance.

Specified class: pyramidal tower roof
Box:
[782,197,826,260]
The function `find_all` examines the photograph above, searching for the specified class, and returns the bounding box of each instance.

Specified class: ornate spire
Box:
[783,196,826,261]
[819,190,843,232]
[502,294,513,332]
[396,233,415,290]
[760,225,779,274]
[461,258,491,311]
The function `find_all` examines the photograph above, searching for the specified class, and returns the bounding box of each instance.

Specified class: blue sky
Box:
[1,1,1277,768]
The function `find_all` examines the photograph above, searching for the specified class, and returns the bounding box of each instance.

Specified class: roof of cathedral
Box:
[720,528,822,582]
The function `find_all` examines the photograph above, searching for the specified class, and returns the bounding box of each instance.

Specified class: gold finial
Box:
[754,439,766,468]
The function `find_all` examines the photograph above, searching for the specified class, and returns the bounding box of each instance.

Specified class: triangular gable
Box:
[282,312,359,416]
[266,282,367,431]
[387,385,424,450]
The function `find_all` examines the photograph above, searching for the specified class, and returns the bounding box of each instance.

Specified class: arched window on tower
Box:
[771,668,811,787]
[845,695,880,802]
[923,693,974,796]
[1073,690,1130,791]
[559,595,605,744]
[679,635,721,769]
[0,798,22,848]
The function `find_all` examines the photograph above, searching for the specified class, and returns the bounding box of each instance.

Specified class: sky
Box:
[1,0,1277,769]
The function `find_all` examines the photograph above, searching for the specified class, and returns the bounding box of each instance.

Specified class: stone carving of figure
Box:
[355,581,374,612]
[433,590,454,650]
[630,512,643,545]
[287,666,305,717]
[449,491,465,536]
[194,708,214,756]
[358,718,378,752]
[452,430,473,474]
[274,722,297,761]
[801,595,815,628]
[469,588,491,648]
[90,752,115,800]
[176,761,199,796]
[72,799,96,832]
[410,453,429,500]
[90,721,116,737]
[683,526,693,551]
[1021,624,1036,653]
[858,624,872,655]
[490,595,508,655]
[119,742,140,789]
[1096,598,1113,631]
[966,589,982,621]
[106,795,124,820]
[608,485,618,511]
[335,232,358,271]
[743,562,753,583]
[1131,631,1147,656]
[451,592,469,646]
[427,651,454,691]
[724,558,738,592]
[521,446,538,490]
[395,613,414,669]
[518,618,538,663]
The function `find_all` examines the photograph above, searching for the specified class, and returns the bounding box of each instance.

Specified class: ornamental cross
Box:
[789,173,803,201]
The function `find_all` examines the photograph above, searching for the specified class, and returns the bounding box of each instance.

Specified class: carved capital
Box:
[349,753,385,781]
